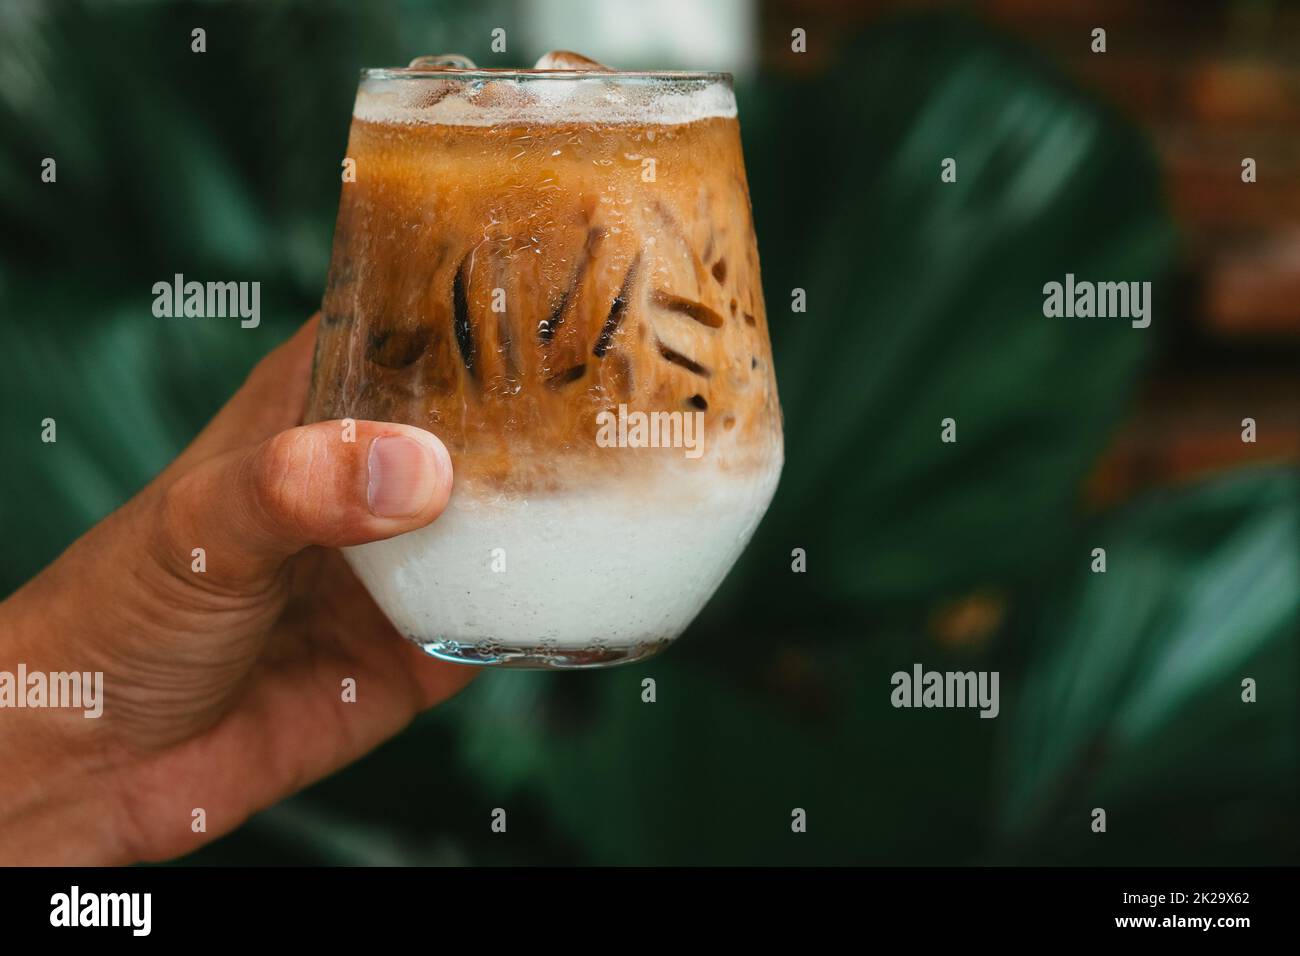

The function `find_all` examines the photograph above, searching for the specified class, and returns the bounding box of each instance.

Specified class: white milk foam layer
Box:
[354,73,737,127]
[344,462,780,651]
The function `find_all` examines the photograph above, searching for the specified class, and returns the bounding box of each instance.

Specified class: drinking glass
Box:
[305,60,783,667]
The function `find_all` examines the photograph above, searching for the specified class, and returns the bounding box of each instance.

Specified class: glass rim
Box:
[361,67,732,84]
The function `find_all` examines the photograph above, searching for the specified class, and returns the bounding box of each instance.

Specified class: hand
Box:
[0,315,474,864]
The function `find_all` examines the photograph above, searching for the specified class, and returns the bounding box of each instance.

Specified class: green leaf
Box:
[997,468,1300,863]
[0,285,299,589]
[438,633,1002,864]
[730,14,1176,624]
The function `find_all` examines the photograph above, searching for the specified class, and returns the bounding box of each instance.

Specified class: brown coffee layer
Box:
[306,115,782,491]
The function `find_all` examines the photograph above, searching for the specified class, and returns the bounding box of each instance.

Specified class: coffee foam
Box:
[342,456,781,650]
[353,72,737,127]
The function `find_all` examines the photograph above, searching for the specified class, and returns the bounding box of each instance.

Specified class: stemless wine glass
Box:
[305,56,783,668]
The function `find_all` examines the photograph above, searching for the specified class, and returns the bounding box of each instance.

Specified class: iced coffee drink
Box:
[306,55,783,667]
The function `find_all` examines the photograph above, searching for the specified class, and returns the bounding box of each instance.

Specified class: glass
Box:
[305,61,783,668]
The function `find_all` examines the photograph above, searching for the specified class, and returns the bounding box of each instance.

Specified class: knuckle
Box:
[143,472,230,604]
[246,428,329,540]
[153,471,197,562]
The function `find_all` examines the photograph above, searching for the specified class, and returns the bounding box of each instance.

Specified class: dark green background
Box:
[0,1,1295,864]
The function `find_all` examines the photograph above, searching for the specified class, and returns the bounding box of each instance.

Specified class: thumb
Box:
[154,420,452,588]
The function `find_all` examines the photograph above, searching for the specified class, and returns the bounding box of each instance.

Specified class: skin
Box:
[0,315,475,864]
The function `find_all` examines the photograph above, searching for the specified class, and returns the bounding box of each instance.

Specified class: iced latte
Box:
[306,55,783,667]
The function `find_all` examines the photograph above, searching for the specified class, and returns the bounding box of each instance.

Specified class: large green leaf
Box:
[996,468,1300,864]
[435,633,1006,865]
[727,14,1176,625]
[0,286,300,586]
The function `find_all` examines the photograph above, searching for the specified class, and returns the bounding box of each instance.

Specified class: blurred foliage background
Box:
[0,0,1296,865]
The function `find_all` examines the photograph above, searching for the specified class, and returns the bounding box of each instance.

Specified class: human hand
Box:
[0,315,474,864]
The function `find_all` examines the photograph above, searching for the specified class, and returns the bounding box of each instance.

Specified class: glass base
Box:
[415,637,671,669]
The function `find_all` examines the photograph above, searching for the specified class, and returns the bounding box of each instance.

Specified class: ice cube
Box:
[533,51,613,71]
[408,54,477,70]
[465,78,538,112]
[411,81,457,109]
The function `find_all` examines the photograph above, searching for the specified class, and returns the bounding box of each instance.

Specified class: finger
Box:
[153,420,452,590]
[169,314,322,474]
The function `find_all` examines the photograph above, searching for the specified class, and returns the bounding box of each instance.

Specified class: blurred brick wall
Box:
[983,0,1300,502]
[988,0,1300,341]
